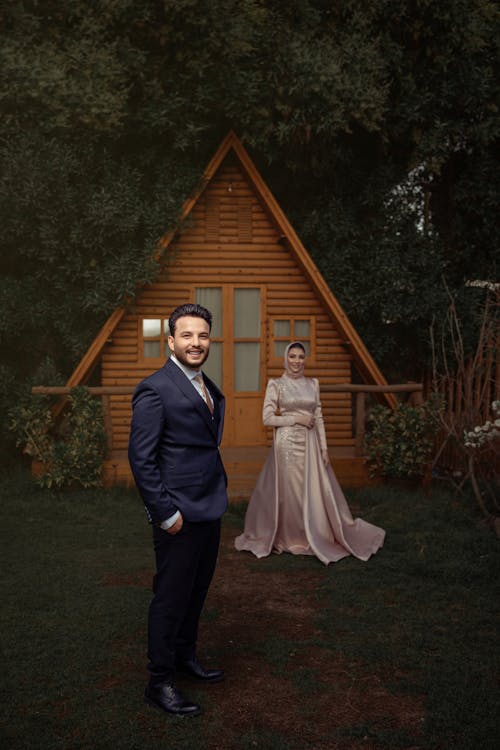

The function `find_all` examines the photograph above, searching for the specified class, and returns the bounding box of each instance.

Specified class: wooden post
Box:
[355,392,365,457]
[101,395,113,457]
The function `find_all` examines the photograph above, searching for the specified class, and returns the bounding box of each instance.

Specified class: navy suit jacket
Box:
[128,358,228,524]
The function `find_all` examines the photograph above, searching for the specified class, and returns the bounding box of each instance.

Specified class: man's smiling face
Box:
[168,315,210,370]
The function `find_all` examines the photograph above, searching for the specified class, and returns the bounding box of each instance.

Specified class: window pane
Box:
[164,343,171,359]
[274,320,290,337]
[202,342,222,387]
[143,319,161,337]
[234,289,260,337]
[303,341,311,356]
[144,341,161,358]
[235,343,260,391]
[163,319,170,335]
[294,320,310,338]
[274,340,288,358]
[195,288,222,337]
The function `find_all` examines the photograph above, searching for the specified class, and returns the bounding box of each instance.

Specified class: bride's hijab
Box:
[284,341,306,379]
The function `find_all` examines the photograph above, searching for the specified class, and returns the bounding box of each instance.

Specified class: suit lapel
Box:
[163,359,220,438]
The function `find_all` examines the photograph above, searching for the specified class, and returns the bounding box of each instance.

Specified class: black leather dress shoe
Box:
[176,657,225,683]
[144,682,201,717]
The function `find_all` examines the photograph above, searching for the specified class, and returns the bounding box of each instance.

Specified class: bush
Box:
[365,398,441,479]
[9,387,107,489]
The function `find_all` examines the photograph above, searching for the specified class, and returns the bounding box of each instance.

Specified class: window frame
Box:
[269,315,316,364]
[232,286,263,393]
[138,316,170,365]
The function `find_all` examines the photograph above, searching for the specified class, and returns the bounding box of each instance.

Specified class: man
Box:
[128,303,228,717]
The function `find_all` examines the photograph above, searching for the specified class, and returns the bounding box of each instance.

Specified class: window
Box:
[234,288,261,391]
[193,285,262,392]
[271,318,314,359]
[140,318,170,361]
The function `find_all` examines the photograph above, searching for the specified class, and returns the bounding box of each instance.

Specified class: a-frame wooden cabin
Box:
[62,131,395,491]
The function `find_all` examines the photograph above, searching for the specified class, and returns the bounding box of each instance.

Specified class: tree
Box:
[1,0,498,460]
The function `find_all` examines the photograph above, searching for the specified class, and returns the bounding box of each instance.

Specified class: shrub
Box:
[365,398,441,479]
[9,387,107,489]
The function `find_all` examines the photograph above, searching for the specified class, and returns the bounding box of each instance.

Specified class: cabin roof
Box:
[65,131,395,406]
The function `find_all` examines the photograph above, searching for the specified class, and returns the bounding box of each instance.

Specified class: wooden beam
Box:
[33,383,422,397]
[321,384,423,393]
[66,308,126,388]
[33,386,135,395]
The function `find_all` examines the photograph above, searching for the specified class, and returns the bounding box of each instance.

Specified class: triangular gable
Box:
[65,131,396,408]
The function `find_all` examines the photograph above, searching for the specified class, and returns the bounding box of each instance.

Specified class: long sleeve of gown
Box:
[313,378,328,452]
[262,379,296,427]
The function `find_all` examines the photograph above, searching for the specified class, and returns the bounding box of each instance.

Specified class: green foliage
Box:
[8,395,54,470]
[1,0,498,456]
[365,397,442,478]
[0,132,200,365]
[60,387,108,487]
[8,387,107,489]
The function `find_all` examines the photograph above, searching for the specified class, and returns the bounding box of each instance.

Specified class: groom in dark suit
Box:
[128,303,228,717]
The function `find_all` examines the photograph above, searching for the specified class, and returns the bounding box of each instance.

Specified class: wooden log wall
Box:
[101,155,354,453]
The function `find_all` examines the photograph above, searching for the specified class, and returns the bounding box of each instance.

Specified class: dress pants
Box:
[147,518,221,685]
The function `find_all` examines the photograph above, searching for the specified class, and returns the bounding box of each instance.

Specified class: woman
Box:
[234,342,385,565]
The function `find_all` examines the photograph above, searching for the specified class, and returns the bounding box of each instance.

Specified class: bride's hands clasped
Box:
[294,414,315,429]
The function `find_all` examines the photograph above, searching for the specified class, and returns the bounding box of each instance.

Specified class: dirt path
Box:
[192,524,425,750]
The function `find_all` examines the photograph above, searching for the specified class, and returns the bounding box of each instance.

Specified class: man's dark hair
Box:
[169,303,213,336]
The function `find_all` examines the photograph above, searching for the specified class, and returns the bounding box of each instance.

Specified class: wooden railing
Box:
[32,383,424,458]
[32,387,134,394]
[321,383,423,456]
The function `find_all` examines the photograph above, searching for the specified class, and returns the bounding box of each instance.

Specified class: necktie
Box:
[194,374,213,415]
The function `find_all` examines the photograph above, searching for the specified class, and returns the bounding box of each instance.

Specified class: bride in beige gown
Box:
[234,342,385,565]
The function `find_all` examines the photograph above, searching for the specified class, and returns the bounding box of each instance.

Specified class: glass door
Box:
[195,285,265,445]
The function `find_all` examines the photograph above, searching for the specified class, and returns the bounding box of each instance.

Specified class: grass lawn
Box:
[0,467,498,750]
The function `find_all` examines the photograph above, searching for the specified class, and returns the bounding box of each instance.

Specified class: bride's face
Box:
[287,346,306,377]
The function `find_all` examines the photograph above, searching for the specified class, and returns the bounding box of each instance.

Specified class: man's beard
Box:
[173,347,210,370]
